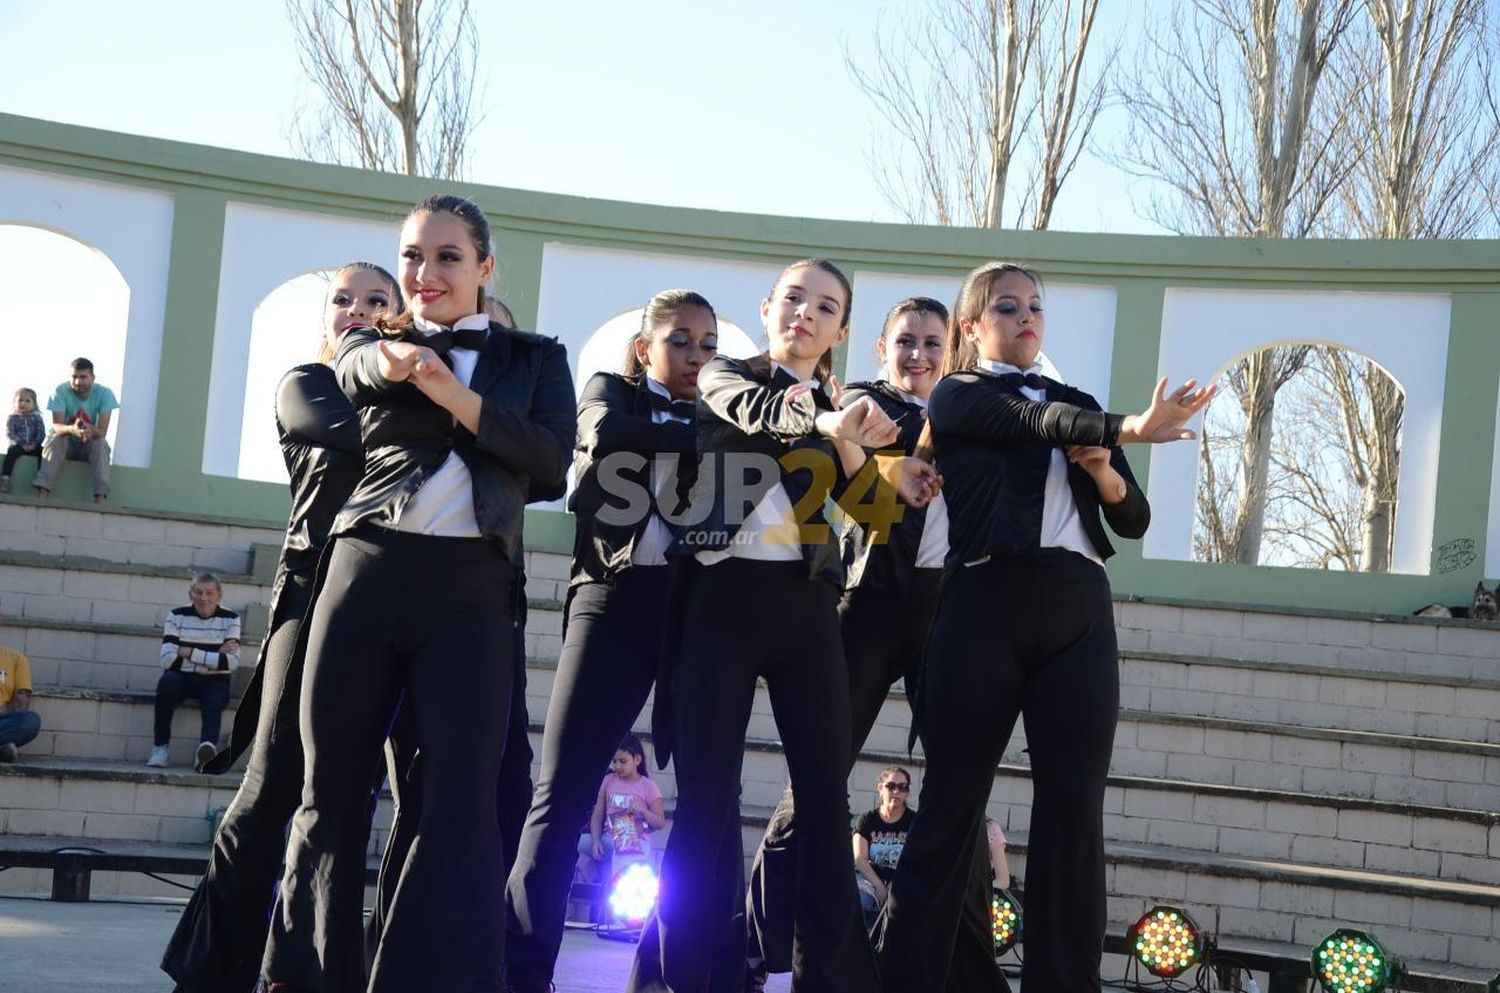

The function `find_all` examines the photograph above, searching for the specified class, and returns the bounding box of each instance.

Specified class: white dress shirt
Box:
[886,381,949,569]
[631,374,689,567]
[395,313,488,538]
[973,358,1101,566]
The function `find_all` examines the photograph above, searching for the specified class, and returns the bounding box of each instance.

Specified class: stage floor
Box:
[0,897,797,993]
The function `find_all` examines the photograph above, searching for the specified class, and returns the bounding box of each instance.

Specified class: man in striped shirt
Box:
[147,573,240,770]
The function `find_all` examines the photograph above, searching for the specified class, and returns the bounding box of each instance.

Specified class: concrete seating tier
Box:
[2,498,1498,976]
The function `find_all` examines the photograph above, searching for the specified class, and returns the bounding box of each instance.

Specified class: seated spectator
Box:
[987,816,1013,889]
[577,734,665,884]
[0,642,40,762]
[1,387,46,494]
[853,765,915,912]
[148,573,240,771]
[33,357,118,504]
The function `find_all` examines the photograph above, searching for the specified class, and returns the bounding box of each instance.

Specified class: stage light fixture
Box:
[607,861,659,927]
[990,887,1022,955]
[1127,905,1203,979]
[1311,929,1398,993]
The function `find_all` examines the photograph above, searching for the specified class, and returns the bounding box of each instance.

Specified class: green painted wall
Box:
[2,112,1496,611]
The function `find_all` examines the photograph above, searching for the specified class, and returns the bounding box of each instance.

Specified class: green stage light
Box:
[1311,930,1398,993]
[990,887,1021,955]
[1127,906,1203,979]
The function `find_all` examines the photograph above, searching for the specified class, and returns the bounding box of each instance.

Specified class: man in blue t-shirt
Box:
[33,357,119,503]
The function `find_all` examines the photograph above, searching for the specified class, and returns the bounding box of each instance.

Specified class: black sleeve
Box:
[853,809,876,840]
[334,327,396,405]
[698,357,820,442]
[928,373,1124,448]
[1102,444,1151,538]
[473,341,577,498]
[576,372,695,459]
[842,383,924,458]
[275,367,362,456]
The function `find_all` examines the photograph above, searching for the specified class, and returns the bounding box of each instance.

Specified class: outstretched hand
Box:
[894,456,943,508]
[1119,377,1217,444]
[817,395,899,449]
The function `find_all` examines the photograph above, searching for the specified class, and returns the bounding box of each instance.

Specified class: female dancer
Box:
[161,261,394,993]
[260,195,576,993]
[629,259,938,993]
[747,296,1004,992]
[874,262,1213,993]
[504,289,719,993]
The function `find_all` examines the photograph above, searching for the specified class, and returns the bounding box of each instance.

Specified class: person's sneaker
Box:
[0,476,11,493]
[145,745,170,768]
[0,742,18,762]
[194,741,217,771]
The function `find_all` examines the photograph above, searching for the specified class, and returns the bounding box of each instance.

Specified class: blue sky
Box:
[0,0,1161,232]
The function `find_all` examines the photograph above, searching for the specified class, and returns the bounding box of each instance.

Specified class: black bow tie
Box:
[996,372,1051,393]
[645,390,696,421]
[423,327,488,355]
[770,367,835,411]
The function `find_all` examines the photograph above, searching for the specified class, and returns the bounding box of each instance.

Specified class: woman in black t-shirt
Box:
[853,765,915,912]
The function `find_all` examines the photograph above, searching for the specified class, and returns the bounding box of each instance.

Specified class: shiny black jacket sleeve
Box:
[928,371,1124,448]
[474,343,575,493]
[698,356,821,442]
[335,328,400,405]
[276,366,363,456]
[577,372,695,458]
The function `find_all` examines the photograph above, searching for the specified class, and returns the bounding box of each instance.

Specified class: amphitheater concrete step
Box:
[1115,598,1500,683]
[1,619,263,694]
[0,757,396,856]
[0,498,285,574]
[1119,650,1500,744]
[24,687,244,764]
[1029,831,1500,971]
[0,555,272,633]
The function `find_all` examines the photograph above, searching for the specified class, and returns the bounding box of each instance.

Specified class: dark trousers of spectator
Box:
[628,559,879,993]
[154,669,231,748]
[505,566,669,993]
[161,582,312,993]
[1,443,40,478]
[0,710,41,748]
[746,571,1008,993]
[262,528,517,993]
[33,435,111,496]
[875,550,1119,993]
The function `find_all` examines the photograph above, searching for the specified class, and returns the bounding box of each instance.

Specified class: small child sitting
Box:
[577,734,666,884]
[1,388,45,493]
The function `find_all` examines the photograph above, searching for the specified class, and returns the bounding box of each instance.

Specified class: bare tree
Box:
[1114,0,1359,238]
[1332,0,1500,239]
[1116,0,1356,564]
[287,0,480,179]
[846,0,1112,229]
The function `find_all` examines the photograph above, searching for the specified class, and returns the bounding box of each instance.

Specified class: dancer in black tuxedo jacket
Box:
[260,196,575,993]
[873,262,1214,993]
[504,289,727,993]
[627,259,940,993]
[744,295,1008,992]
[161,262,394,993]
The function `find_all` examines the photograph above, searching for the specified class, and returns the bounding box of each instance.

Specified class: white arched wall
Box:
[206,202,394,477]
[537,243,783,364]
[847,271,1118,404]
[573,308,756,399]
[1488,377,1500,577]
[1147,288,1450,575]
[0,164,174,467]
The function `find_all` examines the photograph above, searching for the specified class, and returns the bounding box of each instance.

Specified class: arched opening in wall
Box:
[573,307,757,400]
[1193,343,1406,572]
[237,270,344,484]
[0,224,129,449]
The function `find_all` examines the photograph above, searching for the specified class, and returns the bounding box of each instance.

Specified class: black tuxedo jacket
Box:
[331,322,577,567]
[927,367,1149,572]
[839,380,933,594]
[670,353,848,587]
[569,372,696,585]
